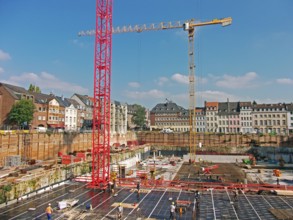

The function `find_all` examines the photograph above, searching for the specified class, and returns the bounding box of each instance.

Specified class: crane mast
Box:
[91,0,113,188]
[80,8,231,187]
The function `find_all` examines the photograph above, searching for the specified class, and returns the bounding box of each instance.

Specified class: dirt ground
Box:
[174,162,247,183]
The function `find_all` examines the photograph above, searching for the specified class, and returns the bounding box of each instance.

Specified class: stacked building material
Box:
[4,155,21,167]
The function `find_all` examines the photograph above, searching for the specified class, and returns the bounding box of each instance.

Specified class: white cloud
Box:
[0,67,4,74]
[216,72,258,89]
[171,73,207,85]
[5,71,89,95]
[200,90,239,102]
[125,89,167,99]
[276,78,293,85]
[171,73,188,84]
[155,77,169,86]
[128,82,141,88]
[0,49,11,61]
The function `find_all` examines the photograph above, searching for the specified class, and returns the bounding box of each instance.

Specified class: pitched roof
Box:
[218,102,240,115]
[29,92,52,104]
[72,93,93,107]
[151,101,188,115]
[0,82,30,100]
[252,103,286,110]
[64,98,80,108]
[239,101,252,107]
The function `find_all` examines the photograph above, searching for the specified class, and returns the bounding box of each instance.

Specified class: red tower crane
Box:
[91,0,113,188]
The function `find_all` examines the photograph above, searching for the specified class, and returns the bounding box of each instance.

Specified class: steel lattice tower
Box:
[91,0,112,188]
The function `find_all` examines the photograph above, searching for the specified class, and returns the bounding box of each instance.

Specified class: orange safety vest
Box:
[46,206,53,214]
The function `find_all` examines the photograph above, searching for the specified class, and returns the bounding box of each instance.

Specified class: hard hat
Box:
[48,203,51,206]
[119,203,122,206]
[172,202,174,205]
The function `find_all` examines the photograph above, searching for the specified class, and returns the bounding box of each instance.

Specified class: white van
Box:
[34,127,47,133]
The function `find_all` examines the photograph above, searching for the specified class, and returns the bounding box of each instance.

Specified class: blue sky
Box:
[1,0,293,109]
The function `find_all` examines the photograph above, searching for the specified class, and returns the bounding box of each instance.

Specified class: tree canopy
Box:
[131,104,146,128]
[28,84,41,93]
[8,99,35,128]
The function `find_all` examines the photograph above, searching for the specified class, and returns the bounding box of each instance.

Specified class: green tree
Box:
[131,104,146,128]
[28,84,41,93]
[8,99,35,128]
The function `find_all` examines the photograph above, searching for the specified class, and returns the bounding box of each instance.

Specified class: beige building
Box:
[150,101,189,132]
[111,101,127,135]
[252,103,287,134]
[205,102,218,132]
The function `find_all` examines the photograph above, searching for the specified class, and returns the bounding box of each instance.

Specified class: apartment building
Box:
[195,107,206,132]
[30,92,51,128]
[217,101,240,133]
[60,98,78,131]
[205,102,218,132]
[0,83,34,129]
[71,94,93,129]
[239,102,253,133]
[46,97,65,129]
[150,101,189,132]
[252,103,288,134]
[286,104,293,134]
[111,101,127,135]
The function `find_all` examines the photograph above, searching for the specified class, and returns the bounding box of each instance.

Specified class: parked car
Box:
[34,127,47,133]
[160,128,174,133]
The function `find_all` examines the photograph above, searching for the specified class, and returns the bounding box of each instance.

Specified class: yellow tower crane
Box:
[79,17,232,163]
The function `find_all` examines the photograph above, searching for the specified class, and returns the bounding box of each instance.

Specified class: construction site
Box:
[0,0,293,219]
[0,137,293,219]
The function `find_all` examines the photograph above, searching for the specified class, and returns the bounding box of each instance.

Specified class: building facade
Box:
[205,102,218,132]
[0,83,34,129]
[111,101,127,135]
[252,103,288,134]
[150,101,189,132]
[239,102,253,133]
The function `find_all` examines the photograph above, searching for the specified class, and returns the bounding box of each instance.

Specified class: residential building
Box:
[111,101,127,134]
[252,103,287,134]
[239,102,253,133]
[286,104,293,134]
[30,92,51,129]
[0,83,33,129]
[71,94,93,129]
[63,98,79,131]
[205,102,218,132]
[195,107,206,132]
[47,97,64,129]
[150,101,189,132]
[217,101,240,133]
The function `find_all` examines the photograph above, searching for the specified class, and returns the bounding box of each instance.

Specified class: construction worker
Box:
[45,203,53,220]
[169,202,176,219]
[137,181,141,192]
[233,189,238,202]
[117,203,123,220]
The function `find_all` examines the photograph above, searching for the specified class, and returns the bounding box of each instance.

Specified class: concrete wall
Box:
[137,132,293,148]
[0,132,138,166]
[1,131,293,166]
